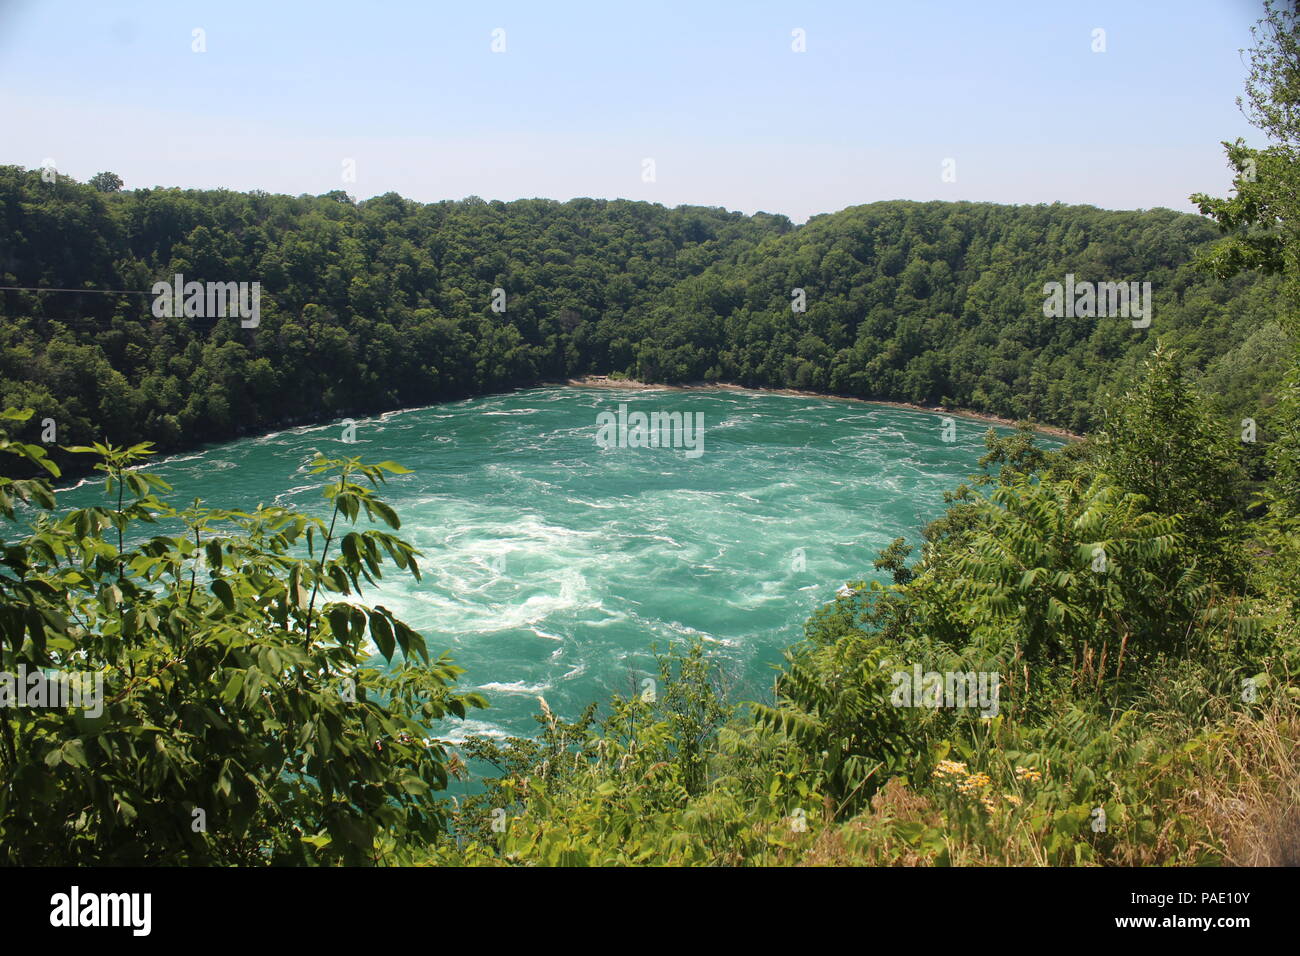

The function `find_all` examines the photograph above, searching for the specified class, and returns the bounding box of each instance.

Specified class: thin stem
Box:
[303,469,347,648]
[115,464,125,581]
[187,524,200,607]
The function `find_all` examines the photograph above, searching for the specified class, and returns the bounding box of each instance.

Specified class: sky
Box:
[0,0,1272,222]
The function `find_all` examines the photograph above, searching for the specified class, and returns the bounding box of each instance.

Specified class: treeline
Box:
[0,169,788,468]
[0,167,1290,476]
[640,202,1291,433]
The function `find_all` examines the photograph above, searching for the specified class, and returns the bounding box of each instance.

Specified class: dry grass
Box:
[1099,697,1299,866]
[800,777,945,866]
[1198,705,1300,866]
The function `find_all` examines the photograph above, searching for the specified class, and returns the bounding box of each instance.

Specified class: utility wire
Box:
[0,286,153,295]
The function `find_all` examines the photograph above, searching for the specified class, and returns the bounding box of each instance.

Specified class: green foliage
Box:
[938,476,1199,667]
[753,636,916,817]
[975,422,1049,485]
[0,170,789,476]
[1192,1,1300,518]
[873,536,914,585]
[0,412,484,864]
[645,201,1286,434]
[1096,343,1248,581]
[1192,1,1300,329]
[88,171,123,194]
[425,642,760,866]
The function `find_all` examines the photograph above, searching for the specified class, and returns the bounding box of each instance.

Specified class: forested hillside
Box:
[639,202,1290,432]
[0,174,788,466]
[1,169,1290,476]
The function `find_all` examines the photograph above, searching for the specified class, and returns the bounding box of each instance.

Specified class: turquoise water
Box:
[57,386,1021,741]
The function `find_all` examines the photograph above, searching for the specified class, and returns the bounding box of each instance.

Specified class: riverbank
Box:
[46,376,1080,491]
[562,375,1084,441]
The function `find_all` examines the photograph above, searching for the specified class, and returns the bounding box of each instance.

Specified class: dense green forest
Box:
[0,0,1297,869]
[0,167,1291,476]
[648,202,1289,432]
[0,179,789,469]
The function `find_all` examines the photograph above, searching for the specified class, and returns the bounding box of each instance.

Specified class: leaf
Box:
[326,606,351,641]
[211,579,235,611]
[393,619,428,663]
[370,500,400,529]
[61,739,89,769]
[369,610,396,661]
[341,532,361,565]
[288,564,309,609]
[221,670,245,704]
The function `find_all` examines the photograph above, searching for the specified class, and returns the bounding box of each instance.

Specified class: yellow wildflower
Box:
[934,759,968,778]
[956,772,992,796]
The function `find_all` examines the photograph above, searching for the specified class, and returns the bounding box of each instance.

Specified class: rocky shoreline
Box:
[562,375,1084,441]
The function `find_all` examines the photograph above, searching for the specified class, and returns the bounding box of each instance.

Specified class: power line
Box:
[0,286,153,295]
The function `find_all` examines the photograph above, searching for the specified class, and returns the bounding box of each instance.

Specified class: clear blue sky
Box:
[0,0,1269,221]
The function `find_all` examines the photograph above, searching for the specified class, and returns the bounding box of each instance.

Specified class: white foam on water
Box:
[438,719,511,744]
[273,484,318,503]
[478,680,551,695]
[53,475,101,493]
[562,496,617,509]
